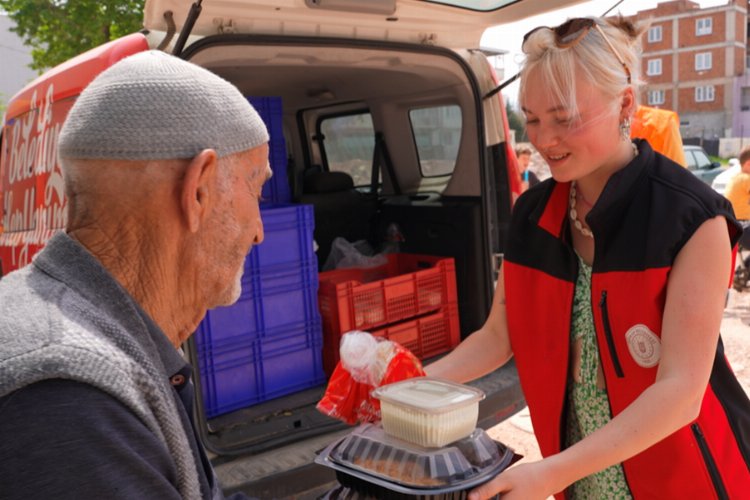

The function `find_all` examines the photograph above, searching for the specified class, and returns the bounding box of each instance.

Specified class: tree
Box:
[0,0,145,72]
[505,100,526,142]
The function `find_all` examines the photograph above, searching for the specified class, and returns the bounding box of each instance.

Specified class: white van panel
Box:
[144,0,587,49]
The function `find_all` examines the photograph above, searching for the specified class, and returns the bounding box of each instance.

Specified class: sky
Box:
[482,0,729,104]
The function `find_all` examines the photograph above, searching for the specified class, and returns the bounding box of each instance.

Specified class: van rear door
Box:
[144,0,587,49]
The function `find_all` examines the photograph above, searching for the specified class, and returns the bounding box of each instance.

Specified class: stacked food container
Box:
[316,378,517,498]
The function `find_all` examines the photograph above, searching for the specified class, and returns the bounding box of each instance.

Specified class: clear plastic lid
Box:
[371,377,485,413]
[325,424,505,488]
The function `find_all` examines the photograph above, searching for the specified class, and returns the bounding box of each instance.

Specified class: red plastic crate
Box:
[318,253,459,374]
[372,303,460,358]
[318,254,457,332]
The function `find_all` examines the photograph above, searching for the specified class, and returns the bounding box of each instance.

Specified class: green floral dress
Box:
[565,256,632,499]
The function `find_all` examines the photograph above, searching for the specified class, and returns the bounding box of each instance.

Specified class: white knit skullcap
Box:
[58,50,268,160]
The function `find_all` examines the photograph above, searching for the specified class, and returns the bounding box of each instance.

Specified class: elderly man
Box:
[0,51,270,499]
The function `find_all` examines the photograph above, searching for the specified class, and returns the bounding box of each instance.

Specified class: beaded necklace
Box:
[568,142,639,239]
[569,181,593,238]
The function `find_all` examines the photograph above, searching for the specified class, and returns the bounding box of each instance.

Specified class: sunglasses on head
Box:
[523,18,632,84]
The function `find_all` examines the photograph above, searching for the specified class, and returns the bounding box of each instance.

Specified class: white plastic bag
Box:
[323,237,388,271]
[339,331,396,386]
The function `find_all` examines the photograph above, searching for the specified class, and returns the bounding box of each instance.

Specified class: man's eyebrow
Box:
[248,163,273,181]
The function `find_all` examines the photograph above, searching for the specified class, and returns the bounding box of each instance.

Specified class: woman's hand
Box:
[468,461,556,500]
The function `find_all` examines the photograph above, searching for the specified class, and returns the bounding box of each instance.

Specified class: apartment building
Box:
[630,0,748,139]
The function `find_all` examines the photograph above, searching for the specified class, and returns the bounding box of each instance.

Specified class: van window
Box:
[320,112,376,187]
[410,105,461,177]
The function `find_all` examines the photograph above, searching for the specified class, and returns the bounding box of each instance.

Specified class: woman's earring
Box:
[620,117,632,141]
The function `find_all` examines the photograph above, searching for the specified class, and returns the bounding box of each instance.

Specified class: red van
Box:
[0,1,581,496]
[0,34,149,276]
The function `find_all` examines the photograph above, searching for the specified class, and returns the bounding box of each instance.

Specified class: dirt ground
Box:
[487,288,750,489]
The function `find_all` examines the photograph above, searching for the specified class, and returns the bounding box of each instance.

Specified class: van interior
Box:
[172,35,515,487]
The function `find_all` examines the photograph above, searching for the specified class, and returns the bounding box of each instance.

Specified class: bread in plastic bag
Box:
[317,331,425,425]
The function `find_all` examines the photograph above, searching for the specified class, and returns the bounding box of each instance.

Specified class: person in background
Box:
[426,16,749,500]
[515,144,540,191]
[725,145,750,264]
[0,51,271,499]
[630,104,687,167]
[725,145,750,222]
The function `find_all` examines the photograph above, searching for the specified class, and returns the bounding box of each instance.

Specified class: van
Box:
[0,1,582,497]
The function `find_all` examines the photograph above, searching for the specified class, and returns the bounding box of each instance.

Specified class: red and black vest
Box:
[504,140,750,499]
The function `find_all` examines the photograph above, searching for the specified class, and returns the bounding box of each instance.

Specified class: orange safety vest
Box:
[631,105,686,167]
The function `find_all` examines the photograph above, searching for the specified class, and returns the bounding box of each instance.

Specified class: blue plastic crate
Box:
[195,263,320,347]
[198,322,325,418]
[261,140,290,206]
[192,202,323,416]
[248,96,290,204]
[194,204,316,345]
[251,204,316,269]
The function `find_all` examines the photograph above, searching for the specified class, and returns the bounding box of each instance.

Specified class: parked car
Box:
[684,144,725,185]
[712,158,740,196]
[0,0,586,497]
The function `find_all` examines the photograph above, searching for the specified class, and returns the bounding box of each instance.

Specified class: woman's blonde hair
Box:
[518,16,644,121]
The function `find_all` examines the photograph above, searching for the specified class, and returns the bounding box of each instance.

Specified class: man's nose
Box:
[253,217,264,245]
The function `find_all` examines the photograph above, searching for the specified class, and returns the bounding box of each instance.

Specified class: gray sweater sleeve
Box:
[0,379,184,499]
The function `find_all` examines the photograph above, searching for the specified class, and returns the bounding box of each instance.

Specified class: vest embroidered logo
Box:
[625,324,661,368]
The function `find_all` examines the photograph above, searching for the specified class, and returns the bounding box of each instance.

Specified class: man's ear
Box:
[181,149,218,233]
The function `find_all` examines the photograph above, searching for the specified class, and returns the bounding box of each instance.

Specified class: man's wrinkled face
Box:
[209,144,271,307]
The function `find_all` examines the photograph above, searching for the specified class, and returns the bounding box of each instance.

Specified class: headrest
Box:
[304,170,355,193]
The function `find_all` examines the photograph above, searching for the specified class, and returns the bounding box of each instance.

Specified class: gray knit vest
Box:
[0,235,202,499]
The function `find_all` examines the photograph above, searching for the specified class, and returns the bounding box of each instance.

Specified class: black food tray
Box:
[314,431,518,499]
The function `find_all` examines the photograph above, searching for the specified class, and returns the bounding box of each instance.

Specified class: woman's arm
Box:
[424,267,513,383]
[470,215,732,500]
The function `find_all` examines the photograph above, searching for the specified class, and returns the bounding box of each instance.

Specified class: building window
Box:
[741,87,750,110]
[695,52,712,71]
[648,25,662,43]
[695,85,715,102]
[648,90,665,105]
[647,59,662,76]
[696,17,713,36]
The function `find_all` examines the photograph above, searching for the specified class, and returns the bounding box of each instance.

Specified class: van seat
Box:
[304,170,353,193]
[299,170,378,269]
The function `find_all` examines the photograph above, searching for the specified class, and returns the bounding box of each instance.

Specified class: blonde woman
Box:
[427,17,749,500]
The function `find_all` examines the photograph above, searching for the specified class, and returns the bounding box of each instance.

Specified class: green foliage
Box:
[505,100,526,142]
[0,0,145,71]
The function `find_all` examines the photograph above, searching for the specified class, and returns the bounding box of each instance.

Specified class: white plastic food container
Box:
[371,377,485,448]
